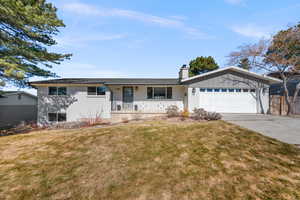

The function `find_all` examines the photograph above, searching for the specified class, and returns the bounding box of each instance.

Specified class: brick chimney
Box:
[179,64,189,80]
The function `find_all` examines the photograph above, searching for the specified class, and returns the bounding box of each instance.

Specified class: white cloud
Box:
[231,24,271,38]
[55,34,126,47]
[61,2,208,39]
[225,0,245,5]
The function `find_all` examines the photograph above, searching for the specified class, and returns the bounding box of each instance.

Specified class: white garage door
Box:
[198,88,257,113]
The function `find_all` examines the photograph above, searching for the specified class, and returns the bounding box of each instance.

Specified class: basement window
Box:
[48,113,66,122]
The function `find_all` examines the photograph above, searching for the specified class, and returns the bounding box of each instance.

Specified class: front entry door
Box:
[123,87,134,111]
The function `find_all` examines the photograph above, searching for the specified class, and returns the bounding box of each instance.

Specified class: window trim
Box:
[147,87,173,100]
[87,86,106,96]
[48,112,67,122]
[48,87,67,96]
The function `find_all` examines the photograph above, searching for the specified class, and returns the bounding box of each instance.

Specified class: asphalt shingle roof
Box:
[29,78,180,85]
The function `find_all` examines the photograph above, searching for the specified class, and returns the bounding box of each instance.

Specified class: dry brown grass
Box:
[0,120,300,200]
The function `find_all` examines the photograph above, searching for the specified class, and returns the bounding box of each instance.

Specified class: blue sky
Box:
[5,0,300,94]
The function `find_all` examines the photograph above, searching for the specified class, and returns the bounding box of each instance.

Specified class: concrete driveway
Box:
[223,114,300,145]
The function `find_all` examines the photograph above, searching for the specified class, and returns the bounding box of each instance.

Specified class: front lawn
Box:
[0,120,300,200]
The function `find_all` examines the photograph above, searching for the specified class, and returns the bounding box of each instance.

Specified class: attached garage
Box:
[197,88,257,113]
[183,67,281,114]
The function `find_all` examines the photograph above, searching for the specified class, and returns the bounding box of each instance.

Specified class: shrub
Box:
[205,112,222,121]
[193,108,222,121]
[166,105,180,117]
[193,108,207,120]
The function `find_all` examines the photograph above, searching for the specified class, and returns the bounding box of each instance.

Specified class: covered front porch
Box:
[107,85,185,113]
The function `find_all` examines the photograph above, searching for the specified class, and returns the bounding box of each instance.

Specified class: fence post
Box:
[280,96,284,115]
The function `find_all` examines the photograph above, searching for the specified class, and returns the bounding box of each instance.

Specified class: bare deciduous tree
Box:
[228,24,300,115]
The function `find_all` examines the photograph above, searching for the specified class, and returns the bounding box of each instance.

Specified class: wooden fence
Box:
[270,95,300,115]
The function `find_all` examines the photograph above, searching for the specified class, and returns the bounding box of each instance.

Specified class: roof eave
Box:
[181,66,282,84]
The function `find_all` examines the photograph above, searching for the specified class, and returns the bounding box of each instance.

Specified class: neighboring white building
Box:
[0,91,37,128]
[30,66,281,125]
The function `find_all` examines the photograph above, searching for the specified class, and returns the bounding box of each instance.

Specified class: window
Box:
[48,113,57,122]
[49,87,57,95]
[167,87,172,99]
[49,87,67,95]
[87,86,106,96]
[236,89,242,92]
[200,88,206,92]
[154,87,166,99]
[250,89,256,93]
[58,87,67,95]
[48,113,66,122]
[97,87,106,95]
[147,87,153,99]
[58,113,67,122]
[221,88,227,92]
[207,88,213,92]
[147,87,172,99]
[229,89,235,92]
[243,89,249,92]
[214,88,220,92]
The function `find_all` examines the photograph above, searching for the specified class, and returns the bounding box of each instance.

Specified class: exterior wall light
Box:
[192,88,196,95]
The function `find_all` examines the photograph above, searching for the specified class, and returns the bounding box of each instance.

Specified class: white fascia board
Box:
[181,66,282,83]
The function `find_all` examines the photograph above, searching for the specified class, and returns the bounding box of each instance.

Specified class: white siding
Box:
[37,86,111,125]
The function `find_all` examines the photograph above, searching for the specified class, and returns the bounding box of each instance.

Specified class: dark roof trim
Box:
[29,78,180,86]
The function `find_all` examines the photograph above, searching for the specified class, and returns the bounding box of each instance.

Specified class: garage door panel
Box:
[198,92,257,113]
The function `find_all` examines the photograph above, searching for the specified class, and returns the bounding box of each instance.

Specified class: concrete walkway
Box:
[222,114,300,145]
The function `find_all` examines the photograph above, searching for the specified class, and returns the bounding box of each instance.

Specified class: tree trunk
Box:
[290,82,300,115]
[257,87,265,114]
[282,77,292,115]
